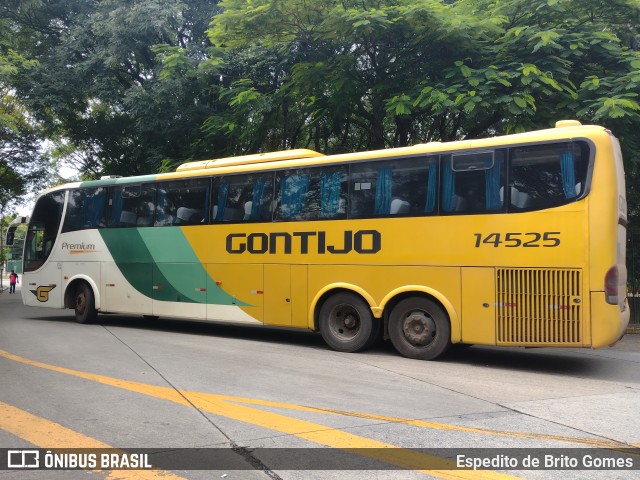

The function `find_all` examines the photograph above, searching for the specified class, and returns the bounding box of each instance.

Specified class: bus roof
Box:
[54,121,609,191]
[176,149,325,172]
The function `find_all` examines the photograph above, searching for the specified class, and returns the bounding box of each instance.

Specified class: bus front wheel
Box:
[319,292,379,353]
[388,297,451,360]
[74,282,98,324]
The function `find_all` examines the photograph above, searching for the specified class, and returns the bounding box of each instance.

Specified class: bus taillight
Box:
[604,266,620,305]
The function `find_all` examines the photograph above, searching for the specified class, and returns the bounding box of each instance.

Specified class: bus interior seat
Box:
[137,216,153,227]
[452,194,467,212]
[211,205,241,222]
[224,208,242,221]
[510,187,532,209]
[390,198,410,215]
[120,211,137,226]
[243,201,253,220]
[176,207,203,224]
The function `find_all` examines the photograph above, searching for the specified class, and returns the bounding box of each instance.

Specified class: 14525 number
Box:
[474,232,561,248]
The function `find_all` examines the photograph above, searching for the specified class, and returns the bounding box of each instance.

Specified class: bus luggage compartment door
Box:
[263,264,291,326]
[461,267,496,345]
[152,262,207,319]
[102,261,152,314]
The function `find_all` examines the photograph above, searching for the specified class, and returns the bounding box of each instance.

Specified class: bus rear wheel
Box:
[388,297,451,360]
[74,282,97,324]
[319,292,379,353]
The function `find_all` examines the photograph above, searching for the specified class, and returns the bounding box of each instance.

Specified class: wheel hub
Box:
[331,305,361,339]
[343,314,358,329]
[402,311,436,346]
[76,293,86,313]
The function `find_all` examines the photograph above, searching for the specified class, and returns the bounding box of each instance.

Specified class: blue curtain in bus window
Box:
[441,160,455,212]
[155,187,168,224]
[320,172,342,217]
[484,158,502,210]
[374,167,392,214]
[424,161,437,213]
[250,178,268,220]
[281,174,310,218]
[204,181,211,221]
[215,182,229,221]
[87,189,106,227]
[560,150,577,199]
[109,188,123,226]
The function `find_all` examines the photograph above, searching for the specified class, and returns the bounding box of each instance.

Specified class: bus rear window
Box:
[509,141,590,210]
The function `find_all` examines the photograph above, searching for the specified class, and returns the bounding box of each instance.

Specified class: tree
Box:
[0,0,223,177]
[1,35,50,213]
[2,0,639,212]
[205,0,640,152]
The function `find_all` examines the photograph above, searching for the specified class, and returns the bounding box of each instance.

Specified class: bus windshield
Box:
[23,191,65,272]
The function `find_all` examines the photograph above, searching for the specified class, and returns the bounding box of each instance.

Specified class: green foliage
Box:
[1,0,640,222]
[1,0,222,180]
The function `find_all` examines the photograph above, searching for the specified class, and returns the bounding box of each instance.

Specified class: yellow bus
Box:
[17,120,629,360]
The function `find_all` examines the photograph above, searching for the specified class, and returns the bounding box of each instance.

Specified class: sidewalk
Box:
[626,324,640,334]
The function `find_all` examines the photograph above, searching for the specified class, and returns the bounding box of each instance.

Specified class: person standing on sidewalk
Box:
[9,270,19,294]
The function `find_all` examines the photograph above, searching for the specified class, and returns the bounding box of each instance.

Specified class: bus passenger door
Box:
[461,267,496,345]
[152,263,207,319]
[263,264,291,326]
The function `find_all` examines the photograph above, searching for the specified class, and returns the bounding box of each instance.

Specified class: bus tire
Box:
[74,282,97,324]
[319,292,379,353]
[388,297,451,360]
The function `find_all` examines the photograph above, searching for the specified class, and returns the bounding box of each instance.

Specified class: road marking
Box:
[0,401,187,480]
[0,348,520,478]
[223,397,635,450]
[0,350,519,478]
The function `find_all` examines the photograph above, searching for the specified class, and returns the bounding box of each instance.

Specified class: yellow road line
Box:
[0,401,187,480]
[0,348,520,478]
[218,397,636,450]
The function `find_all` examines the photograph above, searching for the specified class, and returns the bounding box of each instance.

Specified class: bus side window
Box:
[509,142,589,211]
[156,178,209,226]
[318,166,348,219]
[349,156,435,218]
[349,162,380,218]
[441,150,505,214]
[213,173,273,223]
[107,184,155,227]
[62,188,107,232]
[275,170,311,221]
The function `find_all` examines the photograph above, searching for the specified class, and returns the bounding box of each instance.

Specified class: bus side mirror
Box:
[5,216,28,246]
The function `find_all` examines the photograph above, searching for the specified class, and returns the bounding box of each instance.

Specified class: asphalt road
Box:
[1,283,639,480]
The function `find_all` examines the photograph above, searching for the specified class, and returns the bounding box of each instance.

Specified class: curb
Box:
[626,325,640,334]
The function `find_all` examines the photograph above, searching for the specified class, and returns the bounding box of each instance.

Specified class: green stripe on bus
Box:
[99,228,249,306]
[79,174,158,188]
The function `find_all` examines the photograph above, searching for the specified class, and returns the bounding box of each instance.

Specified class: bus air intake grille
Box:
[496,268,582,345]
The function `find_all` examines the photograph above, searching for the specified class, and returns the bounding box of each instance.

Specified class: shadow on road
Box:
[18,307,639,382]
